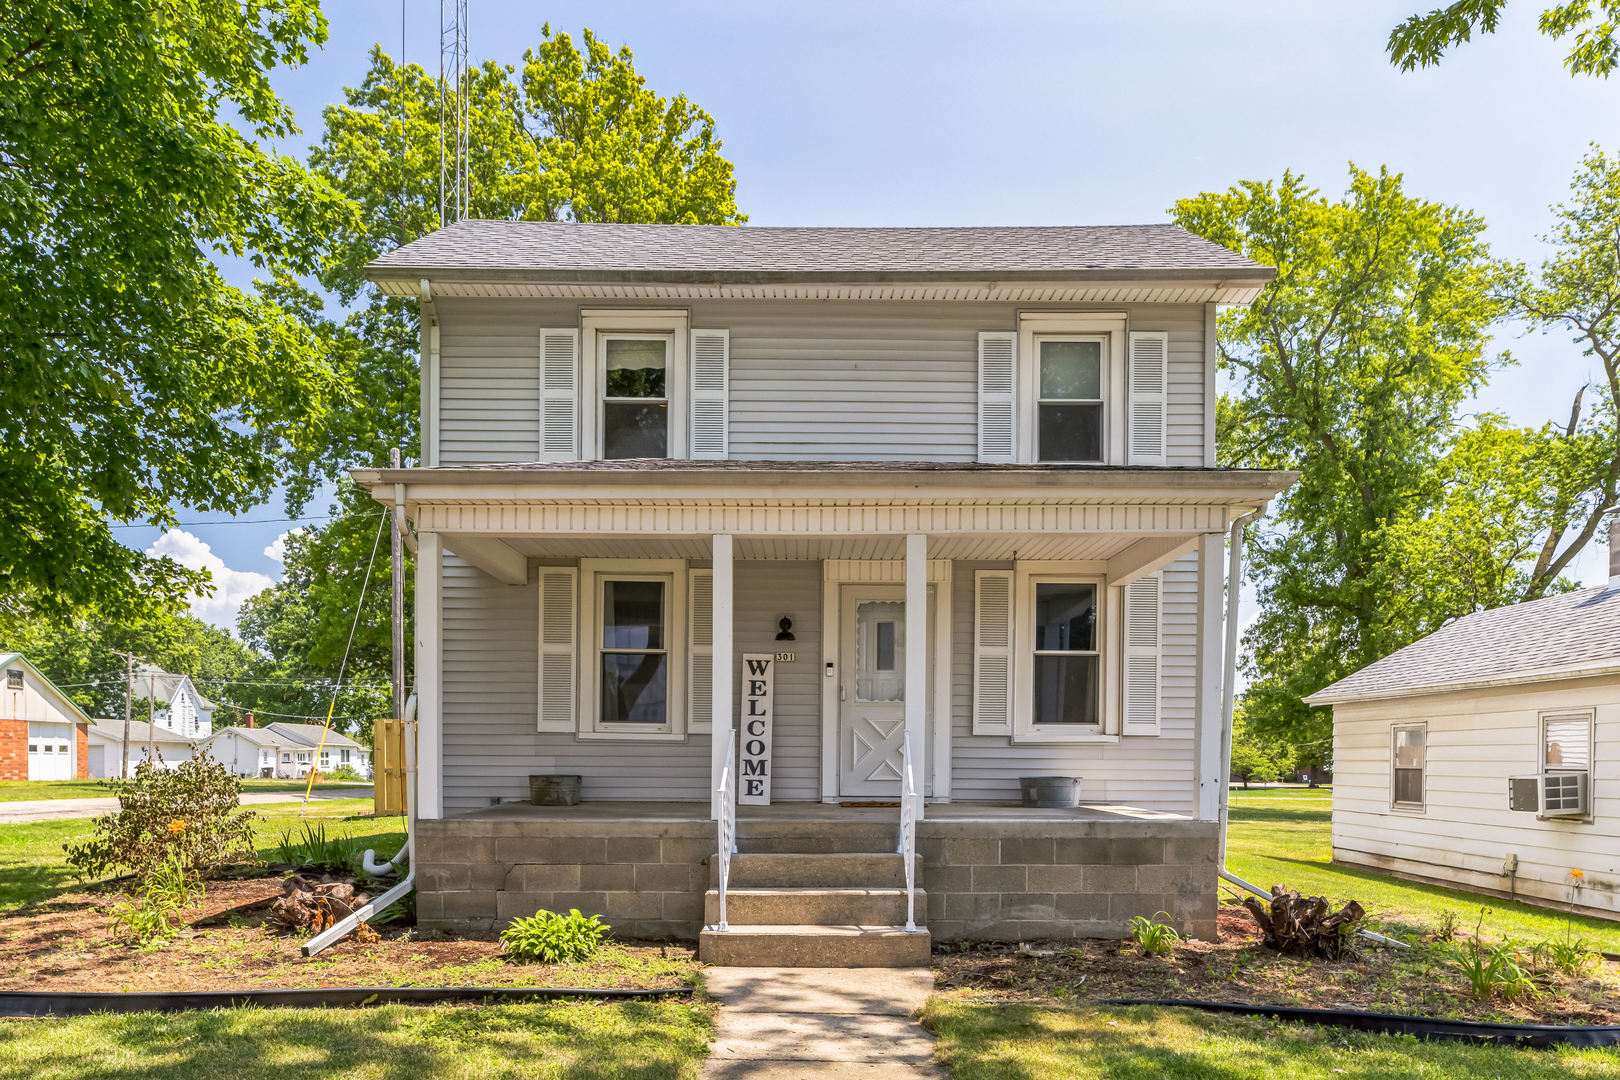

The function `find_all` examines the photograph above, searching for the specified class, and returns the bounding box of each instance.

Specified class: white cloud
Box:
[263,527,305,564]
[146,529,276,630]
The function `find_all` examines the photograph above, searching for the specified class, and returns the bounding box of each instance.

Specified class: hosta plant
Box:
[501,908,610,964]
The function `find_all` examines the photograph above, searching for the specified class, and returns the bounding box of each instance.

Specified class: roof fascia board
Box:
[1306,658,1620,706]
[365,266,1275,288]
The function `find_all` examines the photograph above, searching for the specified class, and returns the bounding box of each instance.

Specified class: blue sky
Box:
[133,0,1618,627]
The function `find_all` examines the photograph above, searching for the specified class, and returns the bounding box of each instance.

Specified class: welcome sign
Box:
[737,653,774,805]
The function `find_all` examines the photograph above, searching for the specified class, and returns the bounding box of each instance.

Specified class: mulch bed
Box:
[932,905,1620,1026]
[0,873,697,993]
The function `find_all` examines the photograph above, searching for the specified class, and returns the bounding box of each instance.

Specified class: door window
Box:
[855,601,906,702]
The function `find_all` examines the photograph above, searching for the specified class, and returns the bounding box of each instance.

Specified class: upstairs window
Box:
[1036,337,1105,463]
[1391,723,1425,810]
[5,669,21,690]
[601,335,670,459]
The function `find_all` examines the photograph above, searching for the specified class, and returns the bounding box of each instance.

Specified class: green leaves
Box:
[0,0,352,621]
[1388,0,1620,76]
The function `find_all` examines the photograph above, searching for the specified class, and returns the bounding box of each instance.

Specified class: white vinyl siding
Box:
[431,299,1210,466]
[950,556,1201,812]
[1332,688,1620,918]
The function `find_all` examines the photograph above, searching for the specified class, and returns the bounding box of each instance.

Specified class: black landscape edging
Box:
[1104,998,1620,1048]
[0,985,694,1018]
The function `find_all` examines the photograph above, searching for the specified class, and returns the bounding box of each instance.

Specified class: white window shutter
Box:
[537,567,578,732]
[977,331,1017,463]
[1123,573,1162,736]
[972,569,1014,735]
[1127,331,1168,466]
[689,329,729,460]
[688,568,714,733]
[539,328,580,461]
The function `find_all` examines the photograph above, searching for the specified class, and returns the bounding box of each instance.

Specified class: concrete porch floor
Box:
[449,799,1192,824]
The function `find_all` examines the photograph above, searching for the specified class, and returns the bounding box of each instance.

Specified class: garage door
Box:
[88,745,106,779]
[28,725,72,781]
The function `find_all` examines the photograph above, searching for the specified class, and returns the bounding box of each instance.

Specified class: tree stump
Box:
[1241,885,1365,959]
[268,874,369,933]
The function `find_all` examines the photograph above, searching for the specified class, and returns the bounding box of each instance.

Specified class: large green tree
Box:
[0,0,351,622]
[1389,1,1620,76]
[242,26,745,715]
[1174,167,1520,759]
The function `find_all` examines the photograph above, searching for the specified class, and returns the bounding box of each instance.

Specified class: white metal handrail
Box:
[715,735,737,932]
[897,731,918,932]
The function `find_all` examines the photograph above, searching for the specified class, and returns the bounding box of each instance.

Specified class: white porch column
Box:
[905,533,927,820]
[710,533,735,821]
[1194,531,1225,821]
[415,531,443,819]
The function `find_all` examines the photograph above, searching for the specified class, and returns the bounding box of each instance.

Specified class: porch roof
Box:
[356,461,1294,582]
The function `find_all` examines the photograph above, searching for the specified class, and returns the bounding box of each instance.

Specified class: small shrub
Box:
[1434,909,1461,942]
[501,908,610,963]
[108,855,199,949]
[275,821,366,874]
[325,764,366,782]
[64,753,258,881]
[1124,912,1181,958]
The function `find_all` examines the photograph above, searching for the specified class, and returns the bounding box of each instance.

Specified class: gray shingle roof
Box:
[1309,585,1620,702]
[88,719,197,745]
[367,221,1272,282]
[265,722,366,750]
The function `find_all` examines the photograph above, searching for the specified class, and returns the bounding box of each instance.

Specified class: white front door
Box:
[837,585,931,798]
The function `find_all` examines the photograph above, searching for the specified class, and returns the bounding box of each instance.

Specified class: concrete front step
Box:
[714,852,923,890]
[705,887,928,926]
[734,821,901,854]
[699,924,932,967]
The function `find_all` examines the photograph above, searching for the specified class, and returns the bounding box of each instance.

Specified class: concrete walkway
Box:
[703,967,944,1079]
[0,787,372,823]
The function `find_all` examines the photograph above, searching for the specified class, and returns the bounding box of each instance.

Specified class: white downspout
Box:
[1214,512,1407,950]
[303,693,417,956]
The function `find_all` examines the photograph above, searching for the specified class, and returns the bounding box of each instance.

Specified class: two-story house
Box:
[354,221,1295,965]
[134,664,215,739]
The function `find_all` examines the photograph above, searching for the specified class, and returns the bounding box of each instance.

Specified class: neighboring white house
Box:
[1309,529,1620,919]
[202,722,372,780]
[85,719,198,778]
[351,220,1296,955]
[132,664,216,738]
[0,653,91,781]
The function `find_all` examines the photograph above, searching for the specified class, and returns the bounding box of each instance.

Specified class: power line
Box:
[108,512,385,530]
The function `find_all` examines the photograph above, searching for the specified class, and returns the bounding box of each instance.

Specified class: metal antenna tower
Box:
[438,0,469,227]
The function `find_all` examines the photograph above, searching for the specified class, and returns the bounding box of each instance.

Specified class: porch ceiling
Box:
[496,532,1183,563]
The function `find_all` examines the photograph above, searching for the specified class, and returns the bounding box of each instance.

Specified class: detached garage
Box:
[0,653,91,782]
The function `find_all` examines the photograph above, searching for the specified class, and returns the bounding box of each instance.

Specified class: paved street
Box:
[0,787,373,823]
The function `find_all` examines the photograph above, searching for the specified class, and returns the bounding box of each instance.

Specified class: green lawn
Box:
[924,1001,1620,1079]
[0,779,370,802]
[0,1001,713,1080]
[1225,786,1620,949]
[0,799,403,911]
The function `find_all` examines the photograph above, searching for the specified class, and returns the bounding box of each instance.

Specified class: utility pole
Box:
[391,446,406,722]
[112,651,137,779]
[147,667,156,766]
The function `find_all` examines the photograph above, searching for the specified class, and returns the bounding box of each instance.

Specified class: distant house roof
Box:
[88,719,197,746]
[0,653,94,725]
[200,726,282,748]
[366,220,1274,285]
[263,722,366,750]
[131,665,217,711]
[1307,585,1620,705]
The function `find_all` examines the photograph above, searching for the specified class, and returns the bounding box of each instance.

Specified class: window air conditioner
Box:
[1508,773,1589,818]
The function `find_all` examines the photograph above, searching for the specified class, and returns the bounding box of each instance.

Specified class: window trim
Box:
[1011,561,1118,744]
[578,558,690,741]
[1033,334,1108,465]
[597,331,674,460]
[1016,312,1127,465]
[580,309,689,460]
[1389,722,1426,812]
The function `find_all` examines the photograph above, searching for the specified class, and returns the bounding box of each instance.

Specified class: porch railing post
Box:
[710,533,734,821]
[904,532,927,822]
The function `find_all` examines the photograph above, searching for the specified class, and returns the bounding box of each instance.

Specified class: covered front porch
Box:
[358,461,1291,824]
